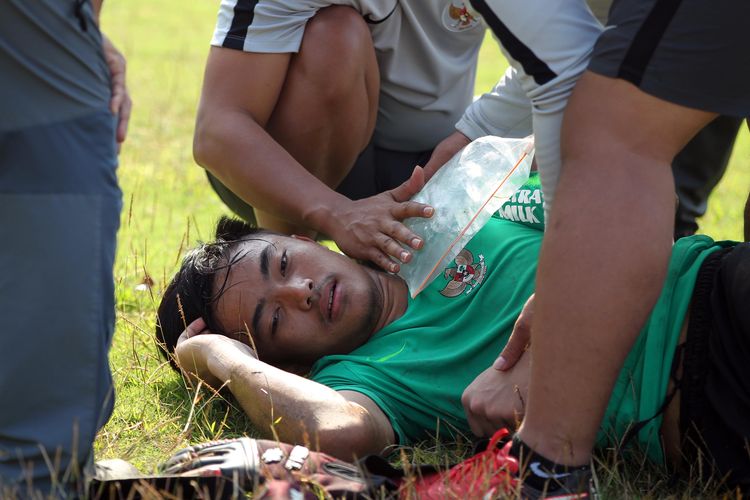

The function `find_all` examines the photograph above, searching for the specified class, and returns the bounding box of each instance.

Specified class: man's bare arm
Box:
[193,47,341,231]
[193,44,430,272]
[175,331,395,461]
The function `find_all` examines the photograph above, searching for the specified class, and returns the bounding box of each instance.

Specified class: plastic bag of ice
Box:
[397,135,534,298]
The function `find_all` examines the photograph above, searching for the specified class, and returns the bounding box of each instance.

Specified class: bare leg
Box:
[517,72,716,465]
[256,6,379,235]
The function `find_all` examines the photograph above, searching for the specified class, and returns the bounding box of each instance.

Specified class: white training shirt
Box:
[212,0,486,152]
[459,0,602,214]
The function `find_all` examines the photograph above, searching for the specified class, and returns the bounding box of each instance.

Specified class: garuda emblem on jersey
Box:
[442,1,481,32]
[440,248,487,297]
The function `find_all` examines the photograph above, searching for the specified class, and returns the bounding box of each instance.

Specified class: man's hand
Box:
[174,318,257,389]
[461,351,530,437]
[101,34,132,148]
[494,293,534,371]
[422,131,471,181]
[327,166,434,273]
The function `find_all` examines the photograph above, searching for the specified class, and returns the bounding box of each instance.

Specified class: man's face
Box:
[212,234,383,368]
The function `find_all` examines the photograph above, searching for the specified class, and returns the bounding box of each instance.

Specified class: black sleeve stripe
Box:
[222,0,260,49]
[617,0,684,86]
[469,0,557,86]
[363,0,400,24]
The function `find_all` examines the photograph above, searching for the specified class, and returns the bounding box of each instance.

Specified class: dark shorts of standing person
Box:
[588,0,750,117]
[681,243,750,493]
[206,142,433,226]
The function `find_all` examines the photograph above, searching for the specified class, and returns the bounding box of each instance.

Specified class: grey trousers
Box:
[586,0,743,238]
[0,110,121,497]
[673,115,742,238]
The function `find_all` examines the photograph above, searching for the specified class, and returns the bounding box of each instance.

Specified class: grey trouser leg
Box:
[672,116,742,238]
[585,0,742,238]
[0,111,121,498]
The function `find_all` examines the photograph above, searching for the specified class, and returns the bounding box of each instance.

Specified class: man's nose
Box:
[278,278,314,309]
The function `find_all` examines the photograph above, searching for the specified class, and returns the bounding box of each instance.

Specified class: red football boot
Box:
[405,428,519,499]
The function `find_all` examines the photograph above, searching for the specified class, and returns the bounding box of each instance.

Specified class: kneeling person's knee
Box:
[296,6,377,102]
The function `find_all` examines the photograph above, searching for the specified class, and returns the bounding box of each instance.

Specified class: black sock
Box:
[509,435,591,493]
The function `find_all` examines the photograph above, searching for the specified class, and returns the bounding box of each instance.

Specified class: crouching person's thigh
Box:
[0,110,121,497]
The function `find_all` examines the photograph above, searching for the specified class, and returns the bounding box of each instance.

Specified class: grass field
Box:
[96,0,748,496]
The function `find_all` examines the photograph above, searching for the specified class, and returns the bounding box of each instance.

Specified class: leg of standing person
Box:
[516,0,750,468]
[0,1,126,496]
[206,6,379,234]
[586,0,742,241]
[673,116,743,239]
[0,111,121,497]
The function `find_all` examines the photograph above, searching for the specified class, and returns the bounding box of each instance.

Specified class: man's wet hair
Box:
[155,216,272,371]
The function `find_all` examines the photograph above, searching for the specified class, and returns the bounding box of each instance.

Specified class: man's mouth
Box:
[327,282,336,320]
[321,279,338,321]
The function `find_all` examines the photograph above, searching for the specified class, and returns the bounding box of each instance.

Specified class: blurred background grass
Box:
[97,0,748,491]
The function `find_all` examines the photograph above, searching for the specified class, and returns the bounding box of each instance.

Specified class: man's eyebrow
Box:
[252,297,265,340]
[253,244,273,338]
[259,244,272,279]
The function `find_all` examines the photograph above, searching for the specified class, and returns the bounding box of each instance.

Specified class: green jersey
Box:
[310,185,727,463]
[312,216,541,444]
[494,171,545,231]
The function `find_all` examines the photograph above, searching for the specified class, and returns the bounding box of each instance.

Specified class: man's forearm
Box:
[193,108,346,234]
[223,354,387,460]
[177,332,391,459]
[193,45,351,236]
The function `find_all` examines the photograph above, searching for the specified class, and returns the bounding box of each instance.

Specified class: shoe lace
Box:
[446,428,519,491]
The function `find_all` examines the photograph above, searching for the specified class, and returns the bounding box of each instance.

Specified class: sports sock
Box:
[509,435,591,494]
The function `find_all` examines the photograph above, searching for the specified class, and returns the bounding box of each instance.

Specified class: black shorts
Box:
[681,243,750,491]
[589,0,750,117]
[206,143,433,225]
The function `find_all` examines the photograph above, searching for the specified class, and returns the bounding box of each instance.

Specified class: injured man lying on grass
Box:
[156,176,750,493]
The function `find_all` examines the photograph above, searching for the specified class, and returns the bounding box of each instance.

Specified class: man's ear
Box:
[290,234,315,243]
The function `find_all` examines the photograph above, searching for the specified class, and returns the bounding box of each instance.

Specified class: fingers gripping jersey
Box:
[457,0,602,216]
